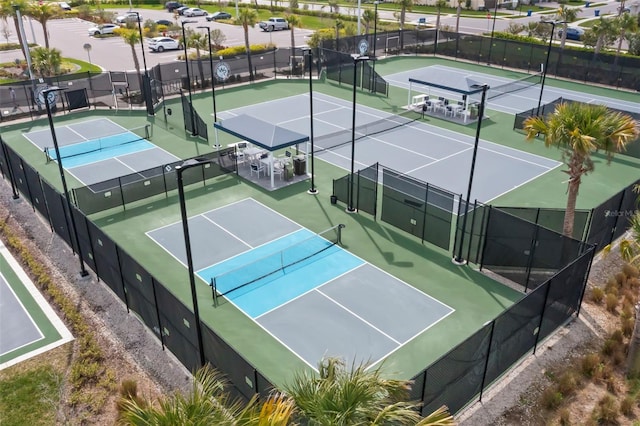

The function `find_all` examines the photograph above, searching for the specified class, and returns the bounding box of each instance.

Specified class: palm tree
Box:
[285,357,455,425]
[0,0,29,61]
[523,103,639,237]
[555,5,581,49]
[188,31,208,89]
[286,14,301,73]
[589,17,617,58]
[362,8,376,35]
[612,13,638,65]
[434,0,447,33]
[26,2,58,49]
[30,46,61,77]
[119,365,295,425]
[237,7,258,82]
[454,0,463,34]
[334,18,343,51]
[398,0,413,49]
[114,28,143,93]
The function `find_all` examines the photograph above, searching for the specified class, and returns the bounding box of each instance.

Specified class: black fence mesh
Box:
[319,48,388,96]
[72,149,236,215]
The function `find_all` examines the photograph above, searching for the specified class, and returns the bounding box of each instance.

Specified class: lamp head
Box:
[182,19,197,26]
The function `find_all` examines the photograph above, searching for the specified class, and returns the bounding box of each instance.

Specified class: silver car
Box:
[88,23,119,36]
[183,8,207,17]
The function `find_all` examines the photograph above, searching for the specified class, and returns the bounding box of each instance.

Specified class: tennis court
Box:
[23,118,179,187]
[386,65,640,116]
[218,93,559,204]
[147,198,454,369]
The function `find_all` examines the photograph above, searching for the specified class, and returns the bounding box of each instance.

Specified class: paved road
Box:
[0,0,633,71]
[1,8,314,71]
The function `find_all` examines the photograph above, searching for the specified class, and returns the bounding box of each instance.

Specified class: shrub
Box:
[558,408,571,425]
[590,287,605,303]
[581,353,601,378]
[620,395,635,416]
[622,316,634,337]
[605,277,619,294]
[557,371,580,395]
[616,271,627,287]
[606,293,619,313]
[541,387,564,410]
[593,394,618,424]
[623,263,639,278]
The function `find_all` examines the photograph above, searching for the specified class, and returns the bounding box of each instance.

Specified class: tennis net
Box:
[488,73,542,100]
[45,124,152,162]
[212,224,345,305]
[311,109,420,154]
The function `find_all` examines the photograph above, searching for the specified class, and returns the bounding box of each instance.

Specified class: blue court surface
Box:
[22,118,179,187]
[147,198,454,369]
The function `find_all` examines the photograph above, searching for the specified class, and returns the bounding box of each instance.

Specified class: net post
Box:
[338,223,345,245]
[211,278,218,307]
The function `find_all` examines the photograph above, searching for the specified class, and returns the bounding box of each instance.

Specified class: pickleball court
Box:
[22,118,180,188]
[217,93,560,204]
[147,198,454,369]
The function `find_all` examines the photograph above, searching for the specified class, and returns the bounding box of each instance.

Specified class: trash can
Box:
[330,195,338,205]
[595,9,600,16]
[293,156,306,175]
[585,1,590,7]
[527,9,532,16]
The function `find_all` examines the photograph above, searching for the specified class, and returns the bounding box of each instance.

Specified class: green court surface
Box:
[0,241,73,369]
[0,56,637,384]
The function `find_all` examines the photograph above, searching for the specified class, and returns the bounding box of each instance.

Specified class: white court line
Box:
[484,161,562,205]
[0,273,45,357]
[316,288,402,345]
[406,146,474,174]
[0,240,73,370]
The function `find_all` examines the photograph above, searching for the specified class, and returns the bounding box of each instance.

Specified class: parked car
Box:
[183,7,207,17]
[165,1,183,11]
[155,19,173,26]
[258,17,289,32]
[206,11,232,21]
[175,6,189,15]
[115,12,142,24]
[558,27,585,41]
[618,5,631,13]
[148,36,182,52]
[58,2,71,10]
[88,23,119,36]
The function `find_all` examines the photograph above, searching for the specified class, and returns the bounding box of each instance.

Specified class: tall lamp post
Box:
[370,1,380,92]
[303,48,317,195]
[197,26,218,123]
[43,87,89,278]
[536,21,563,116]
[132,11,153,115]
[176,158,212,368]
[182,20,198,135]
[347,55,370,213]
[454,83,489,264]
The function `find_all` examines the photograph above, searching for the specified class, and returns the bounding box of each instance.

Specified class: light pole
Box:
[197,26,218,123]
[454,83,489,264]
[371,1,380,92]
[486,0,499,65]
[536,21,563,116]
[182,20,197,135]
[176,158,212,368]
[347,55,370,213]
[43,87,89,278]
[303,48,317,195]
[132,11,153,115]
[131,12,148,75]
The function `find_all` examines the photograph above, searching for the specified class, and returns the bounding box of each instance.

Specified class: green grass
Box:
[0,365,63,426]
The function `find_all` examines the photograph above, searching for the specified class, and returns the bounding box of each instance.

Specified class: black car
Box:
[155,19,173,26]
[206,11,232,21]
[165,1,183,11]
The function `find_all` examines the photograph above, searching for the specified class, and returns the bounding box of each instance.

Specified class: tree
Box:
[0,0,29,61]
[286,14,301,73]
[237,7,258,82]
[30,46,61,77]
[114,28,143,94]
[455,0,463,34]
[362,8,377,35]
[623,186,640,378]
[188,31,208,89]
[398,0,413,49]
[119,365,295,425]
[523,103,639,237]
[585,17,617,58]
[334,18,343,51]
[434,0,447,33]
[555,5,581,49]
[285,357,455,425]
[612,12,638,65]
[26,2,59,49]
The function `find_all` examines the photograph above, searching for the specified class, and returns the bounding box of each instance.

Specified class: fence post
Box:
[479,320,496,402]
[533,280,553,354]
[576,246,596,317]
[151,278,166,349]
